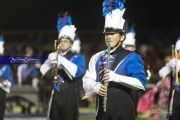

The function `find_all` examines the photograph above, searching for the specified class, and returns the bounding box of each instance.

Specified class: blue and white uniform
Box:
[40,50,86,120]
[159,58,180,120]
[0,64,14,93]
[83,45,146,120]
[83,46,146,98]
[159,37,180,120]
[0,64,13,120]
[41,11,86,120]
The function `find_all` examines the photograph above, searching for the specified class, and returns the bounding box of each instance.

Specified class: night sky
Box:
[0,0,180,30]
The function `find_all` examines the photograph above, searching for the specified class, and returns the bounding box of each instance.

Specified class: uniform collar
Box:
[60,49,71,56]
[110,44,126,55]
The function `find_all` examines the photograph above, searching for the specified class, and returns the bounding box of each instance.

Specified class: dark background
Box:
[0,0,179,106]
[0,1,178,113]
[0,0,180,30]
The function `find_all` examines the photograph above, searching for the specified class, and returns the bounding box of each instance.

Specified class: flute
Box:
[103,38,111,112]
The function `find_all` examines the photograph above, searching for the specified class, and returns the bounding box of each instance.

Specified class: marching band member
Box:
[122,26,136,51]
[71,34,81,53]
[0,30,14,120]
[122,26,138,118]
[82,0,147,120]
[159,37,180,120]
[40,12,86,120]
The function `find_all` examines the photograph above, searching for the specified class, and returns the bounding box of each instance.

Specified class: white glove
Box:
[109,71,120,82]
[169,58,180,71]
[48,52,64,65]
[48,52,57,61]
[49,53,58,65]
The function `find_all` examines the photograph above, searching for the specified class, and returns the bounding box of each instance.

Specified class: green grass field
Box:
[4,104,167,120]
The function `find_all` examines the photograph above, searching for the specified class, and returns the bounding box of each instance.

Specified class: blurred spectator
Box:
[17,46,39,87]
[17,46,39,114]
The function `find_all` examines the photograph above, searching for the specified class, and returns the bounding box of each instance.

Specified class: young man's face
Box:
[105,33,124,49]
[26,47,33,55]
[58,38,72,52]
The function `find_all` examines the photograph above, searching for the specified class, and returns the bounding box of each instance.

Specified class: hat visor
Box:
[103,27,125,34]
[59,35,73,41]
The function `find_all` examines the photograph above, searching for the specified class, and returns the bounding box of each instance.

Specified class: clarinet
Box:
[103,38,111,112]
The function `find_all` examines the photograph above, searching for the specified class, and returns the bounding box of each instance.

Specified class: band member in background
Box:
[40,12,86,120]
[122,26,136,51]
[122,26,138,118]
[159,37,180,120]
[82,0,147,120]
[71,34,89,107]
[71,34,81,53]
[0,30,14,120]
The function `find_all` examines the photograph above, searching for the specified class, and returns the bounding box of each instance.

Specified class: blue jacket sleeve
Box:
[126,55,147,87]
[2,65,14,86]
[71,54,86,78]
